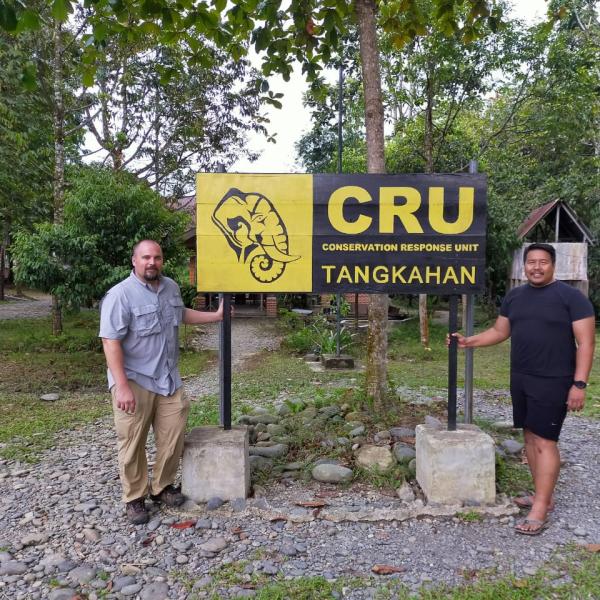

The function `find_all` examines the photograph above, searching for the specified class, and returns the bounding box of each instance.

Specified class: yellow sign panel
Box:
[196,174,313,292]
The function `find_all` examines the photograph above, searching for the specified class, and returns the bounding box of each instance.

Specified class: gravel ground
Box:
[1,317,598,599]
[0,295,53,320]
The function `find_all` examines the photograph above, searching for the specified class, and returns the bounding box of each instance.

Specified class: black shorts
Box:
[510,372,571,441]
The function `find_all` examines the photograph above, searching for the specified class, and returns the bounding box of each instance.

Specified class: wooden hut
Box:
[510,200,595,295]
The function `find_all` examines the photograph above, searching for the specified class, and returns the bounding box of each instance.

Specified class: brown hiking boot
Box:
[125,498,149,525]
[150,484,186,507]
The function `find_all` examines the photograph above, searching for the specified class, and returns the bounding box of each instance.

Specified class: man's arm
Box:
[450,315,511,349]
[182,301,224,325]
[101,338,136,413]
[567,316,596,412]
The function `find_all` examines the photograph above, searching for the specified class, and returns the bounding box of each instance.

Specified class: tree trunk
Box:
[52,17,65,335]
[355,0,389,410]
[419,294,430,349]
[419,70,435,348]
[0,241,5,301]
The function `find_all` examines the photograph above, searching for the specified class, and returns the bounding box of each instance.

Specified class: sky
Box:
[230,0,551,174]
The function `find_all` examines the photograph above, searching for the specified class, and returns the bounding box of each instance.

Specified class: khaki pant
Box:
[111,380,190,503]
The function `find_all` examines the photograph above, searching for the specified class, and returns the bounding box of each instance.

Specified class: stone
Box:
[349,426,365,438]
[397,481,415,502]
[231,497,247,512]
[424,416,443,429]
[112,576,137,592]
[408,458,417,475]
[0,561,27,575]
[195,518,212,529]
[249,444,288,459]
[68,565,97,585]
[416,424,495,505]
[355,445,395,471]
[393,443,416,464]
[247,414,280,425]
[21,532,49,546]
[319,405,341,418]
[311,464,353,484]
[40,393,60,402]
[266,423,286,436]
[314,458,341,467]
[82,528,101,542]
[182,426,249,503]
[121,564,142,576]
[199,537,228,553]
[249,456,273,472]
[389,427,416,439]
[140,582,170,600]
[206,497,225,511]
[501,439,524,455]
[121,583,143,596]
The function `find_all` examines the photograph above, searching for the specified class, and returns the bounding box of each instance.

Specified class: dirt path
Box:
[0,294,53,320]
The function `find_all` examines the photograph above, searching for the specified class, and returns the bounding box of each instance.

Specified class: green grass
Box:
[179,350,217,378]
[0,392,111,462]
[0,311,216,462]
[0,311,102,352]
[387,320,512,391]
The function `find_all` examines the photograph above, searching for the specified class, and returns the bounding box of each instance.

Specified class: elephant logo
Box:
[211,188,300,283]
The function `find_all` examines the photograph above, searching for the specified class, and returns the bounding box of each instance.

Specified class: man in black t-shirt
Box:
[451,243,595,535]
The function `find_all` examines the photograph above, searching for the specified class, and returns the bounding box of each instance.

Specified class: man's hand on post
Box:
[115,383,136,414]
[447,332,468,349]
[567,386,585,412]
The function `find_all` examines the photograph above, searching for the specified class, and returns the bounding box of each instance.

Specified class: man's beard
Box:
[143,269,160,282]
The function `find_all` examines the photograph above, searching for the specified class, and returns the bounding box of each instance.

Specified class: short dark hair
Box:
[524,243,556,264]
[132,239,161,257]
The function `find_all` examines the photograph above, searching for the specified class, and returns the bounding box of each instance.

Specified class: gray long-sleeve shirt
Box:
[99,272,186,396]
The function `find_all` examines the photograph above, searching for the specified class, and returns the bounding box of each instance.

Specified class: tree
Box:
[83,35,267,195]
[4,0,502,408]
[13,165,189,311]
[0,27,54,300]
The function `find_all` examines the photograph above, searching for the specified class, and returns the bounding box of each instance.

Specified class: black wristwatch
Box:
[573,380,587,390]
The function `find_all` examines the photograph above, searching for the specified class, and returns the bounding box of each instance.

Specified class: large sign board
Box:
[196,173,486,294]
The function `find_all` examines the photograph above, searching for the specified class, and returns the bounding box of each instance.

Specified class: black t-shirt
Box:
[500,280,594,377]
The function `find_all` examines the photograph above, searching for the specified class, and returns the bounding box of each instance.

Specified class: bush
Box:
[13,165,189,310]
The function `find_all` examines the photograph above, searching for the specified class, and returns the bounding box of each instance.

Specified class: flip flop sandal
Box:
[515,518,549,536]
[514,496,555,511]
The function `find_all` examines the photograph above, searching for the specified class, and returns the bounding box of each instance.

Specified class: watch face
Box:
[573,381,587,389]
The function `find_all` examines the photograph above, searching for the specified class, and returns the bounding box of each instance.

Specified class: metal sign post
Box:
[448,295,459,431]
[463,159,478,423]
[219,292,232,430]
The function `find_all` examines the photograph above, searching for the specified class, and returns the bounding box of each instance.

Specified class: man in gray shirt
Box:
[100,240,223,524]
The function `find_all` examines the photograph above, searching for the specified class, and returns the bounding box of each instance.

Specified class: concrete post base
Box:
[416,424,496,505]
[182,426,249,503]
[321,353,355,369]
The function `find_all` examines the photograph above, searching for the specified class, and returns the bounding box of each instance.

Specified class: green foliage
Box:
[282,315,356,356]
[495,452,532,497]
[0,28,54,230]
[12,165,189,310]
